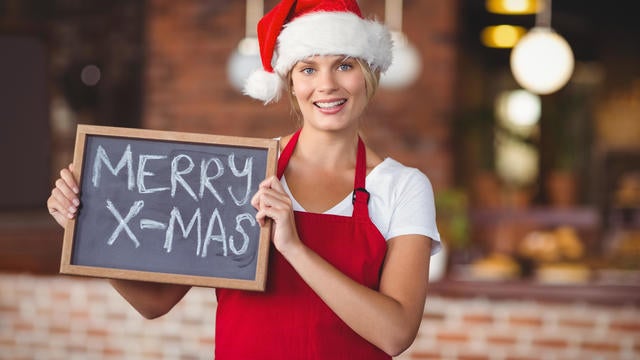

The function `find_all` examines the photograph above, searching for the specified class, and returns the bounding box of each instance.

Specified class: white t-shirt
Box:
[281,158,441,255]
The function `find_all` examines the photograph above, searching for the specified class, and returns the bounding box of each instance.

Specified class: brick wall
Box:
[142,0,456,189]
[0,274,215,360]
[1,274,638,359]
[413,296,640,360]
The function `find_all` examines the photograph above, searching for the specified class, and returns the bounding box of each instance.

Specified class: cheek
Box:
[347,82,368,105]
[292,81,314,99]
[343,74,367,95]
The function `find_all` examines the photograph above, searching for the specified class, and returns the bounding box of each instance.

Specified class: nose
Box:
[317,69,338,93]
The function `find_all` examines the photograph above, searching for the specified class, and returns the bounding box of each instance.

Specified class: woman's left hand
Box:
[251,176,301,254]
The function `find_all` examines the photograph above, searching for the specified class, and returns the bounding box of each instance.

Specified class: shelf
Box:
[429,278,640,305]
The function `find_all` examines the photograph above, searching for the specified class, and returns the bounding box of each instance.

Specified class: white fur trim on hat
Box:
[275,12,393,77]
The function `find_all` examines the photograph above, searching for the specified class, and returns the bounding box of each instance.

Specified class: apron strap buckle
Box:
[352,187,370,205]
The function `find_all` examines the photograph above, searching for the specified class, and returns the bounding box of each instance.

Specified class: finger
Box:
[260,176,285,191]
[257,189,290,211]
[254,194,278,226]
[252,178,287,208]
[46,194,60,214]
[60,167,79,194]
[255,208,268,227]
[51,178,80,214]
[49,187,77,218]
[252,177,276,208]
[256,206,281,225]
[257,177,270,188]
[254,192,286,225]
[55,178,80,207]
[47,194,71,228]
[251,187,264,209]
[47,204,69,227]
[265,176,285,192]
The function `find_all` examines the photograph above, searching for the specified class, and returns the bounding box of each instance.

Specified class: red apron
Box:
[215,130,390,359]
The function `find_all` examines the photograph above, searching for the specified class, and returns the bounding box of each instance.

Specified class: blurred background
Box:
[1,0,639,359]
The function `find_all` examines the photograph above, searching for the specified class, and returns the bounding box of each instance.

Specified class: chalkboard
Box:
[60,125,278,291]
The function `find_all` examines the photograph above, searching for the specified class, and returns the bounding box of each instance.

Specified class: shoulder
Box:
[366,158,441,246]
[369,158,433,193]
[367,158,436,215]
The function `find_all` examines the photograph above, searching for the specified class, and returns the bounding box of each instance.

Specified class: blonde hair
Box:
[286,58,381,124]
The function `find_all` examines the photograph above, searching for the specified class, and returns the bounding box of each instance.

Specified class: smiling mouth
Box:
[314,99,347,109]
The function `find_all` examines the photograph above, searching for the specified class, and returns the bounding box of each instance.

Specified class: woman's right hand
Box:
[47,163,190,318]
[47,163,80,228]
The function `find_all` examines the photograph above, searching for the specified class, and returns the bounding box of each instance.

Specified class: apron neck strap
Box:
[352,137,370,215]
[276,129,370,217]
[277,130,300,179]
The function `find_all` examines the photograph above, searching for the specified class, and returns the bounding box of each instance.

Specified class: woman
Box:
[47,0,441,358]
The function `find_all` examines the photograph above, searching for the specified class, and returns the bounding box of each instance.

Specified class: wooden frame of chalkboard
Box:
[60,125,278,291]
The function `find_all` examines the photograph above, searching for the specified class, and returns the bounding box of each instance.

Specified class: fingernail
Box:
[72,199,80,206]
[68,206,76,213]
[73,187,79,194]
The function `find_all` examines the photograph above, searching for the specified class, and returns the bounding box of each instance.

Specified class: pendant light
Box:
[510,0,574,94]
[379,0,422,89]
[227,0,263,91]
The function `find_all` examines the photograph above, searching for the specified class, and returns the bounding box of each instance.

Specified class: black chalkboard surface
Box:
[60,125,278,291]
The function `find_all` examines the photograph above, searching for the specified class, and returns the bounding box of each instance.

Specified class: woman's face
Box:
[290,55,368,133]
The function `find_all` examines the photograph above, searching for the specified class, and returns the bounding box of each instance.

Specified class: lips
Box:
[314,99,347,109]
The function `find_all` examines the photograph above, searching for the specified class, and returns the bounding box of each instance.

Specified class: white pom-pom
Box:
[243,69,283,104]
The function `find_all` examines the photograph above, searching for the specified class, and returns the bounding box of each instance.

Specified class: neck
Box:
[294,128,359,170]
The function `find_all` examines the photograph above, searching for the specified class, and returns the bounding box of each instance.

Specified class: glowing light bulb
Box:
[510,27,574,94]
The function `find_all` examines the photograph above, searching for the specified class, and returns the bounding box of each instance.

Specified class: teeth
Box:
[315,100,346,108]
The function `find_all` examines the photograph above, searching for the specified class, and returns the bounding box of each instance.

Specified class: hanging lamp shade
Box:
[379,0,421,89]
[227,0,263,92]
[380,31,422,88]
[509,0,574,95]
[227,37,262,91]
[510,27,574,94]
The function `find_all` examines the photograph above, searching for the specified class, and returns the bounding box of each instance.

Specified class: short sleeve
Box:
[385,168,441,255]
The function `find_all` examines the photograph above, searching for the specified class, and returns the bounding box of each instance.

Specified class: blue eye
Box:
[301,67,315,75]
[338,63,352,71]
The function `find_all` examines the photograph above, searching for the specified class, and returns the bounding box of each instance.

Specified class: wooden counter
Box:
[429,278,640,305]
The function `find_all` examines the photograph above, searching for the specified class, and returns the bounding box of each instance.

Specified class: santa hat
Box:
[243,0,393,104]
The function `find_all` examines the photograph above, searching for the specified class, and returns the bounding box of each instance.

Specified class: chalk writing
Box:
[91,143,258,259]
[105,199,144,248]
[93,144,134,190]
[227,153,253,206]
[91,145,253,204]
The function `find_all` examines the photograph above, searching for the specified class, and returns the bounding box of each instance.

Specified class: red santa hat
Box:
[243,0,393,104]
